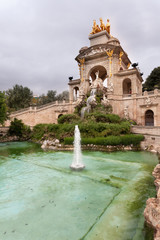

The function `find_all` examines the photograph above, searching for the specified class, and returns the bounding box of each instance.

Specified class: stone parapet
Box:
[131,126,160,153]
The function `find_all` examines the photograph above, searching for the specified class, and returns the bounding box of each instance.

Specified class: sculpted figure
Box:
[95,71,99,79]
[99,18,106,31]
[124,106,129,119]
[107,82,114,92]
[106,19,110,34]
[90,20,101,34]
[101,95,110,107]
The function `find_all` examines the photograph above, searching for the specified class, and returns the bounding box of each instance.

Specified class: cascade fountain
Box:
[70,125,85,170]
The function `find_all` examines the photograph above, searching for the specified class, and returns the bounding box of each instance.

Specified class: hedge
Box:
[32,122,131,140]
[64,134,144,146]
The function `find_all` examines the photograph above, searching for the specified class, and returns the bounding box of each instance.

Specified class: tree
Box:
[47,90,57,102]
[0,91,8,125]
[6,84,33,111]
[143,67,160,91]
[8,118,31,138]
[37,90,57,106]
[56,90,69,101]
[37,94,48,105]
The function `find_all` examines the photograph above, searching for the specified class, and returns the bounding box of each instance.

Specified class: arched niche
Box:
[145,110,154,126]
[58,114,63,119]
[123,78,132,95]
[88,65,107,82]
[73,87,79,101]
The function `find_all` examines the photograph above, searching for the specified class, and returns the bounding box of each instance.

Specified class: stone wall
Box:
[0,127,9,136]
[131,126,160,153]
[5,101,75,127]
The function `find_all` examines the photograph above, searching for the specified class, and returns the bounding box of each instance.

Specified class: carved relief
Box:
[83,47,107,58]
[145,97,152,107]
[124,106,129,119]
[107,82,114,93]
[55,106,67,113]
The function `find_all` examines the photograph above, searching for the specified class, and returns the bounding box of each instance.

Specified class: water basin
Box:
[0,142,158,240]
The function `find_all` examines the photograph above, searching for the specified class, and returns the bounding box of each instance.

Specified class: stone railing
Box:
[123,94,132,98]
[131,126,160,136]
[10,107,30,115]
[10,100,70,115]
[143,89,160,96]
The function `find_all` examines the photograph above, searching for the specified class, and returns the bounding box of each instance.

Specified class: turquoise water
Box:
[0,142,158,240]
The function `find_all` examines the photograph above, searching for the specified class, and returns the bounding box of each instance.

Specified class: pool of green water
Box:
[0,142,158,240]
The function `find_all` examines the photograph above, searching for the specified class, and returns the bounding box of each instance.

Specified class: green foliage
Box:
[0,91,8,125]
[106,114,121,123]
[58,114,80,124]
[64,134,144,146]
[32,123,75,140]
[32,121,131,141]
[6,84,33,111]
[56,90,69,101]
[47,90,57,102]
[84,112,121,123]
[91,103,112,114]
[37,90,57,105]
[143,66,160,91]
[32,124,48,140]
[8,118,31,138]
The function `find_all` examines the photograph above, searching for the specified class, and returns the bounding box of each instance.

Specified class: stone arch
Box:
[58,114,63,119]
[73,86,79,101]
[123,78,132,95]
[145,110,154,126]
[88,65,107,82]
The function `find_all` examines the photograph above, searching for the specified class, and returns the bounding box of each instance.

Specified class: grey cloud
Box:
[0,0,160,94]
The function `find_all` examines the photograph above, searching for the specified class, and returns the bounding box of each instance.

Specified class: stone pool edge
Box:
[144,164,160,240]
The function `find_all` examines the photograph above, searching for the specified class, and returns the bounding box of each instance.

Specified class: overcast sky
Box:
[0,0,159,95]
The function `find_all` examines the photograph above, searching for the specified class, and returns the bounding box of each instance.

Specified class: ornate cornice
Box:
[75,43,130,66]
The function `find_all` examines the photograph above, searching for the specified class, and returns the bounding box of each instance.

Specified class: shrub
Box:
[85,112,108,123]
[31,121,131,141]
[106,114,121,123]
[8,118,31,137]
[84,112,121,123]
[58,114,80,124]
[64,137,74,145]
[120,134,144,145]
[32,124,47,140]
[64,134,144,146]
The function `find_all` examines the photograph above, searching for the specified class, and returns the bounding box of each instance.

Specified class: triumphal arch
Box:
[69,19,160,126]
[6,19,160,127]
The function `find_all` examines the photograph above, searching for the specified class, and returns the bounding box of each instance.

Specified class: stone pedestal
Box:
[89,30,110,46]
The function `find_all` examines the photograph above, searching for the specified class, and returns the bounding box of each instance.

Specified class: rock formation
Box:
[144,164,160,240]
[41,139,61,150]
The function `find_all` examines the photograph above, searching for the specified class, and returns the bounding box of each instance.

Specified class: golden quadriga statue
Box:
[90,18,110,35]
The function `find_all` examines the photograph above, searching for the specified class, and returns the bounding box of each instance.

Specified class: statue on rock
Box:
[90,71,103,94]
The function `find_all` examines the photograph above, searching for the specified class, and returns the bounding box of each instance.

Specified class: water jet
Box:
[70,125,85,170]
